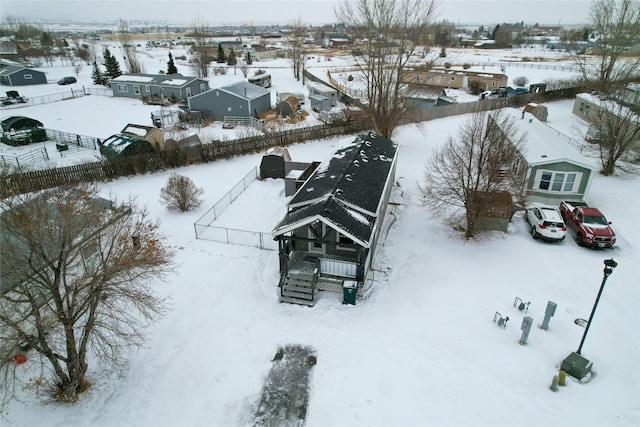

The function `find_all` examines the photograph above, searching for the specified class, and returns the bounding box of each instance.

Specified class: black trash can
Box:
[343,280,357,305]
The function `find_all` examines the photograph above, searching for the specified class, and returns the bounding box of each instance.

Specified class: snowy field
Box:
[2,41,639,426]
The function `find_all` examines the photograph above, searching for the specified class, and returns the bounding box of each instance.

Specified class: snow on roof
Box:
[112,75,154,83]
[163,78,188,86]
[220,81,269,99]
[576,93,640,123]
[507,110,596,170]
[121,125,148,137]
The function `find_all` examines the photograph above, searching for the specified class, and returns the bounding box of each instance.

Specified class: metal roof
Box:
[272,132,398,246]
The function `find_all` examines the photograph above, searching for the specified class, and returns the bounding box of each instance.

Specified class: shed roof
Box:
[0,63,44,77]
[506,110,596,170]
[272,132,398,246]
[219,80,270,100]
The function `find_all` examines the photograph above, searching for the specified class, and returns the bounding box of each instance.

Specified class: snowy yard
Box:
[2,42,639,426]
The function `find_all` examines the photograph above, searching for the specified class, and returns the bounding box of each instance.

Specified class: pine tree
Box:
[103,48,122,79]
[245,51,253,65]
[216,43,226,63]
[227,48,237,66]
[91,61,107,85]
[167,52,178,74]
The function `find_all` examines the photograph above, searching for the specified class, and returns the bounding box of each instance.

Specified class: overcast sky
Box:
[1,0,592,27]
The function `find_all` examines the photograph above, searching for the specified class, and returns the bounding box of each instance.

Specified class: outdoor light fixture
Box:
[562,258,618,381]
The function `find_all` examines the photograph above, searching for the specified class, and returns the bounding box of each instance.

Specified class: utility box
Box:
[343,280,358,305]
[561,352,593,380]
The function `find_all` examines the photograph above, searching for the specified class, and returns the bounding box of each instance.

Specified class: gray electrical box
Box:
[519,316,533,345]
[541,301,557,330]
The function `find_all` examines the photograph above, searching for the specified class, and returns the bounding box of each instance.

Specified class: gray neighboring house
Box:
[188,81,271,121]
[110,73,209,102]
[493,110,597,205]
[0,59,47,86]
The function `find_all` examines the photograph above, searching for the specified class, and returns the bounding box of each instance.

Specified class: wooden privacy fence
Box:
[1,119,371,197]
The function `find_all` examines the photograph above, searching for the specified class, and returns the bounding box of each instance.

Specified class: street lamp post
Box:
[562,258,618,381]
[577,258,617,355]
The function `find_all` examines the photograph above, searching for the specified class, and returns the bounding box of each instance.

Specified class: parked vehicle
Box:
[57,76,77,85]
[0,90,26,106]
[559,200,616,248]
[525,206,567,242]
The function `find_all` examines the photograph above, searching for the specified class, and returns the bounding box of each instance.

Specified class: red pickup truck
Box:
[559,201,616,248]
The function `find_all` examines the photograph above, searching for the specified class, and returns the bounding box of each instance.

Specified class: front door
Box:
[308,223,325,254]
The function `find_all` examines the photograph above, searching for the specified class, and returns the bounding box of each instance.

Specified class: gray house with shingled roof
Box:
[272,131,398,306]
[188,81,271,121]
[110,73,209,102]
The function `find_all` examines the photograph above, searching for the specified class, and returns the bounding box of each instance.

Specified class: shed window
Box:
[24,74,33,79]
[117,84,128,93]
[133,85,141,95]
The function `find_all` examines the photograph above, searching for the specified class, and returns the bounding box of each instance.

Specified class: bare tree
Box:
[581,91,640,175]
[239,58,249,78]
[288,18,309,82]
[420,110,526,239]
[117,19,142,73]
[71,57,83,76]
[568,0,640,93]
[0,184,174,404]
[189,18,212,78]
[335,0,439,138]
[159,173,205,212]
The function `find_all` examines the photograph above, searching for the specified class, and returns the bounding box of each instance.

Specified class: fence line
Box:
[46,129,99,151]
[1,86,114,110]
[193,166,279,250]
[0,147,49,168]
[194,167,258,232]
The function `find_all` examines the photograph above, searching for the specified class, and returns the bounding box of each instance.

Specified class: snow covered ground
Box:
[2,41,639,426]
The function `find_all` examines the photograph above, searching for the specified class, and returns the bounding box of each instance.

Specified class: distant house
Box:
[0,59,47,86]
[188,81,271,121]
[572,91,640,148]
[492,111,597,204]
[272,132,398,306]
[402,68,508,91]
[110,73,209,103]
[247,46,283,61]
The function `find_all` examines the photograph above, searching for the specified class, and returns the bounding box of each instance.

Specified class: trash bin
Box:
[343,280,358,305]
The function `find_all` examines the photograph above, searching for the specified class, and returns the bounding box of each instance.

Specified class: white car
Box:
[525,206,567,242]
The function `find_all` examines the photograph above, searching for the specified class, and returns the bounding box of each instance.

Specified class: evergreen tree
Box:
[227,48,237,66]
[216,42,226,63]
[91,61,107,85]
[103,48,122,79]
[167,52,178,74]
[245,51,253,65]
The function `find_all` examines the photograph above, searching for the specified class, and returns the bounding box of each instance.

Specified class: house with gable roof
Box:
[110,73,209,103]
[272,132,398,306]
[0,59,47,86]
[188,81,271,121]
[492,110,597,205]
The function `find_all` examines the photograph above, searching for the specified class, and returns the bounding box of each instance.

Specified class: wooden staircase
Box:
[279,270,318,307]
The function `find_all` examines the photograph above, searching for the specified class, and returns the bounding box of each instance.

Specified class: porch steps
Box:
[280,274,317,307]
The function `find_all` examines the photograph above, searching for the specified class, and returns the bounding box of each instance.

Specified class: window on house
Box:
[200,83,206,92]
[337,233,356,251]
[450,76,455,81]
[117,84,128,92]
[186,87,192,97]
[81,241,100,271]
[436,75,441,83]
[145,85,150,93]
[427,75,432,82]
[24,74,33,79]
[537,170,580,193]
[133,85,141,95]
[492,80,496,87]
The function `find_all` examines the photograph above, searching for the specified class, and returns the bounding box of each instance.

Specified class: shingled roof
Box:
[272,132,398,247]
